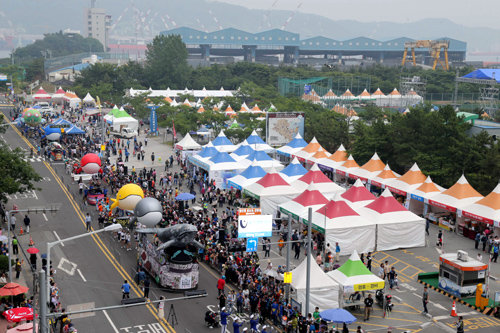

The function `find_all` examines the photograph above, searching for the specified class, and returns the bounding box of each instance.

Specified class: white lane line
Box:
[412,292,422,298]
[77,269,87,282]
[53,231,64,247]
[31,190,38,200]
[431,302,446,310]
[103,310,119,333]
[42,213,48,221]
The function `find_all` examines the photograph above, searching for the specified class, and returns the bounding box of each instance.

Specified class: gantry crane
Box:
[402,40,450,70]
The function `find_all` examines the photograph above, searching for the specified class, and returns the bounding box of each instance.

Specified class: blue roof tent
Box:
[285,135,307,149]
[52,118,73,126]
[245,131,267,145]
[245,150,273,162]
[198,146,219,158]
[280,158,308,178]
[211,131,234,147]
[462,69,500,83]
[232,145,255,157]
[209,151,237,164]
[65,125,85,135]
[239,164,267,180]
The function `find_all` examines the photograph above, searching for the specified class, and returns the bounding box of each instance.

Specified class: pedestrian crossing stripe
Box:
[23,157,46,162]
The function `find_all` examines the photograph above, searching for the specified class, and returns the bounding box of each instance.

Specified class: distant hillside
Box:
[2,0,500,53]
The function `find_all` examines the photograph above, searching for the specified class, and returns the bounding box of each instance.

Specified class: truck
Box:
[110,127,138,139]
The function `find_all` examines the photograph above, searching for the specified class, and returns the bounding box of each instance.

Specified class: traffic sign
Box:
[246,238,258,252]
[284,272,292,284]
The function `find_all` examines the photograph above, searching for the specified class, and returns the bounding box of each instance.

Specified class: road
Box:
[2,101,500,332]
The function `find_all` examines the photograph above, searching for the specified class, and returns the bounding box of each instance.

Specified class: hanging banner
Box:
[238,208,272,238]
[148,105,159,134]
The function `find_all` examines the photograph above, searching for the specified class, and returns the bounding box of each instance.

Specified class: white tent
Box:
[83,92,96,105]
[359,189,426,251]
[175,133,201,151]
[291,255,340,311]
[291,163,345,196]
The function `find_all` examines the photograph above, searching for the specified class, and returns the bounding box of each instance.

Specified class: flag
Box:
[172,120,177,140]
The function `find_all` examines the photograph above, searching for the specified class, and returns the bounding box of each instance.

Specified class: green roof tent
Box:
[456,111,479,125]
[229,119,241,129]
[327,250,385,294]
[109,107,132,118]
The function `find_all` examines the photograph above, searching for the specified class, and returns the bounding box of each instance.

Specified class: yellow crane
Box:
[402,40,450,70]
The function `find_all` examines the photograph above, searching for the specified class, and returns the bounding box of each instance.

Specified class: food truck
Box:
[438,250,488,298]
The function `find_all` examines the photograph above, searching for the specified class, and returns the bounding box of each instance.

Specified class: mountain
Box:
[2,0,500,54]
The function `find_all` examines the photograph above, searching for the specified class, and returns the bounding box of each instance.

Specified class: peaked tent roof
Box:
[33,87,51,99]
[389,88,401,96]
[197,146,219,159]
[277,132,308,157]
[370,164,399,187]
[210,130,236,152]
[65,125,85,135]
[327,250,385,291]
[349,152,386,180]
[83,92,95,102]
[175,132,201,150]
[231,144,255,159]
[428,175,483,212]
[279,157,308,183]
[243,170,300,201]
[294,137,328,162]
[364,188,407,214]
[371,88,385,96]
[462,68,500,83]
[227,161,267,190]
[336,155,360,176]
[341,179,376,207]
[410,176,443,201]
[292,163,345,195]
[209,151,237,164]
[291,254,340,290]
[322,89,337,99]
[279,182,330,220]
[385,162,426,196]
[240,130,274,152]
[462,183,500,225]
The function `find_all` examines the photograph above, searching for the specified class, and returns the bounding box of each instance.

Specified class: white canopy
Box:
[83,92,96,104]
[175,133,201,151]
[291,255,340,310]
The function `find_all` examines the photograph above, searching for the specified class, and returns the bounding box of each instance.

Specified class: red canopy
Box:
[364,188,406,214]
[341,179,376,203]
[316,200,359,219]
[255,172,289,188]
[0,283,29,297]
[3,307,34,322]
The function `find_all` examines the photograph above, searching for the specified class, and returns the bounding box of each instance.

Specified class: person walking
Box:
[264,239,271,258]
[422,286,429,314]
[455,316,464,333]
[15,258,22,279]
[218,292,226,310]
[12,237,19,255]
[219,307,229,333]
[157,296,165,319]
[364,294,373,321]
[335,242,341,262]
[23,214,31,234]
[217,276,226,296]
[121,280,131,299]
[475,232,481,249]
[151,152,155,165]
[10,214,16,232]
[85,213,92,232]
[366,252,372,271]
[143,276,150,299]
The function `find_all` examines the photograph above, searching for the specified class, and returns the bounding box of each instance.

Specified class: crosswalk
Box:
[22,156,46,163]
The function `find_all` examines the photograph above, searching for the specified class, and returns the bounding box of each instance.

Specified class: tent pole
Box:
[305,207,312,317]
[286,214,292,303]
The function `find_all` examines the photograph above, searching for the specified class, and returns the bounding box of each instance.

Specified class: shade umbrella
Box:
[0,283,29,297]
[7,322,38,332]
[26,247,39,254]
[0,235,7,242]
[175,193,195,201]
[263,269,284,281]
[3,307,34,322]
[319,308,356,324]
[7,322,37,333]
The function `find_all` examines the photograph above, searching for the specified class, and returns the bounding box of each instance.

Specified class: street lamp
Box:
[42,223,122,333]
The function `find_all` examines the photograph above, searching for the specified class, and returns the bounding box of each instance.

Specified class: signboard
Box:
[238,208,272,238]
[304,85,311,95]
[148,105,159,134]
[266,112,305,147]
[283,272,292,284]
[246,238,258,252]
[0,74,7,81]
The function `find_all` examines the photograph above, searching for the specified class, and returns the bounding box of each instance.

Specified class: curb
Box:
[417,279,494,316]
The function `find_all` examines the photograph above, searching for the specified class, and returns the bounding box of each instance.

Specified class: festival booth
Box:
[51,87,66,104]
[291,164,345,197]
[317,144,348,178]
[349,153,386,186]
[306,148,330,166]
[461,183,500,237]
[239,130,274,152]
[340,179,376,208]
[428,175,483,233]
[175,132,202,160]
[327,251,384,307]
[206,130,237,153]
[65,125,86,135]
[279,157,308,183]
[279,182,330,221]
[190,147,219,167]
[32,87,51,100]
[369,164,399,190]
[384,163,427,205]
[204,152,247,189]
[334,155,361,183]
[63,91,82,108]
[83,92,96,106]
[301,199,376,255]
[293,137,326,165]
[359,189,426,251]
[276,133,308,161]
[230,145,255,161]
[104,107,139,132]
[227,161,267,190]
[240,150,284,172]
[291,255,340,311]
[408,176,444,215]
[243,171,300,215]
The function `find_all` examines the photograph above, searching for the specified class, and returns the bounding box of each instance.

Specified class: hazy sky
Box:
[215,0,500,29]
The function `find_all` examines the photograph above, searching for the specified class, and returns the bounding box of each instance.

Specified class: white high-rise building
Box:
[84,7,111,50]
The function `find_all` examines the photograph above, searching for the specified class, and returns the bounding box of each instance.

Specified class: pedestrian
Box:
[364,294,373,321]
[85,213,92,232]
[10,214,16,232]
[217,275,226,295]
[474,232,481,249]
[335,242,341,262]
[151,152,155,165]
[366,252,372,271]
[233,318,244,333]
[481,233,488,252]
[15,258,22,279]
[23,214,31,234]
[437,230,444,248]
[264,239,271,257]
[425,219,430,236]
[491,243,499,263]
[477,252,483,262]
[121,280,131,299]
[455,316,464,333]
[220,307,229,333]
[422,286,429,314]
[278,236,284,256]
[356,326,365,333]
[218,292,226,310]
[12,237,19,255]
[29,253,37,270]
[158,296,165,319]
[388,267,396,289]
[384,261,390,280]
[143,276,150,299]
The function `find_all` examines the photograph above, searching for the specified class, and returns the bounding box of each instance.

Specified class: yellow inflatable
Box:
[110,184,144,211]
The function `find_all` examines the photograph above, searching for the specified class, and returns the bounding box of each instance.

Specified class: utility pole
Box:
[305,207,312,316]
[39,270,47,333]
[285,215,292,302]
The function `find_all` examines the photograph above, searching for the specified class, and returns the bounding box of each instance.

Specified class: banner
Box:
[238,208,272,238]
[172,120,177,140]
[148,105,159,134]
[266,112,305,147]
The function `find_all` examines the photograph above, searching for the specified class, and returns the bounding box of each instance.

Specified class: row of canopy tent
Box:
[43,118,85,135]
[277,134,499,227]
[290,250,384,312]
[104,105,139,131]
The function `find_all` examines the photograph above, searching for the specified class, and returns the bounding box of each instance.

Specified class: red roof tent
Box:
[297,163,334,184]
[255,172,290,187]
[316,200,359,219]
[341,179,376,203]
[292,184,330,207]
[55,88,65,94]
[364,188,407,214]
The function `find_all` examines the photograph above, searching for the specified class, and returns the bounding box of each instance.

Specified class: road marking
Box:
[119,323,168,333]
[401,282,418,292]
[431,302,446,310]
[103,310,120,333]
[412,292,422,298]
[53,231,64,246]
[58,258,77,276]
[42,213,48,221]
[77,268,87,282]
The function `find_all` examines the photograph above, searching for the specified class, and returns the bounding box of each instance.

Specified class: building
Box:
[84,7,111,50]
[160,27,466,66]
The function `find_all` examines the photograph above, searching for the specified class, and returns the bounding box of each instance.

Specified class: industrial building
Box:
[160,27,466,67]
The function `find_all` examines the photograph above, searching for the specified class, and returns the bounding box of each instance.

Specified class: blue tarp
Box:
[462,69,500,83]
[65,125,85,135]
[280,160,307,177]
[232,145,255,157]
[198,147,219,158]
[209,151,237,164]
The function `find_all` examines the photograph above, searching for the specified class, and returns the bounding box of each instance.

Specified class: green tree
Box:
[145,35,189,88]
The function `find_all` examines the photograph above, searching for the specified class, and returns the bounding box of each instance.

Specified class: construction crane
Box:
[402,40,450,70]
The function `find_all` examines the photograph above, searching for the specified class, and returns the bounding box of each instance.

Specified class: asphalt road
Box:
[2,101,500,333]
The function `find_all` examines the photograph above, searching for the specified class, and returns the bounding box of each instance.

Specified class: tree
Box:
[145,35,189,88]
